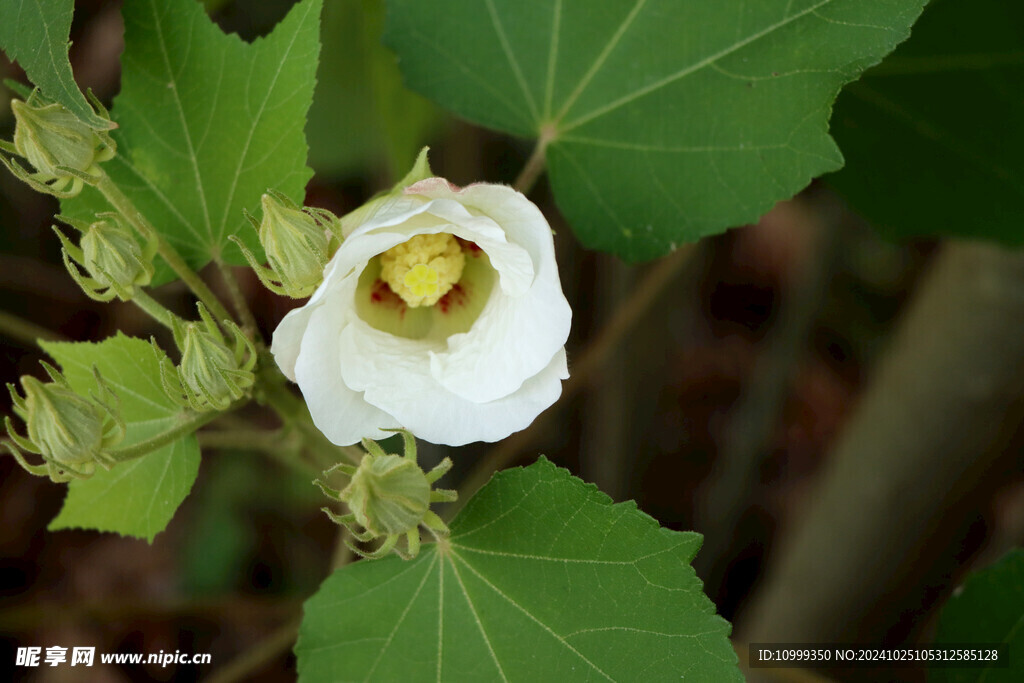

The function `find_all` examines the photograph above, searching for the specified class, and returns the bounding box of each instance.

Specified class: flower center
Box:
[380,233,465,307]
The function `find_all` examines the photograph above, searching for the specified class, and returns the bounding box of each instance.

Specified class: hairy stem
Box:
[131,289,179,330]
[214,256,261,343]
[110,409,227,461]
[198,427,318,474]
[96,174,234,323]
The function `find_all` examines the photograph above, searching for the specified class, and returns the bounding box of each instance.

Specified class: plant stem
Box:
[214,256,261,342]
[131,289,178,330]
[110,409,225,462]
[96,174,234,323]
[513,127,555,194]
[0,310,66,345]
[198,427,318,474]
[206,617,302,683]
[454,244,697,509]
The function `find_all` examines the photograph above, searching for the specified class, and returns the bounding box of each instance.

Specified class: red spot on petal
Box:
[369,279,407,316]
[456,237,483,257]
[437,283,468,314]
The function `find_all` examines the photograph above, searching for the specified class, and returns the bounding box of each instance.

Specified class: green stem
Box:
[131,289,179,330]
[198,427,318,474]
[110,409,224,462]
[96,174,234,323]
[214,256,262,343]
[513,128,554,195]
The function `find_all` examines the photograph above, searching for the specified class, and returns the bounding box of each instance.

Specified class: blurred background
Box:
[1,1,1022,681]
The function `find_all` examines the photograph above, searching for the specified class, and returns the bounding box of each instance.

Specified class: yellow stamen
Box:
[380,233,465,307]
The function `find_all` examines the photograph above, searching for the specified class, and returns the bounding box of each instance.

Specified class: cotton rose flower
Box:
[270,164,571,447]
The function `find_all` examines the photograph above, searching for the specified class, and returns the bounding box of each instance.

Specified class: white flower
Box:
[271,176,571,446]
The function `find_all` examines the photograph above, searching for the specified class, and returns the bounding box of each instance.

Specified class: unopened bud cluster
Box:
[160,303,256,412]
[316,429,456,560]
[0,90,115,197]
[233,190,341,298]
[5,363,124,482]
[55,214,156,302]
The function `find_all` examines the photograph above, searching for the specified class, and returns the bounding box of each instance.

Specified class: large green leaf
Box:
[0,0,112,129]
[40,334,200,542]
[830,0,1024,245]
[930,549,1024,683]
[296,458,740,681]
[65,0,322,283]
[384,0,927,261]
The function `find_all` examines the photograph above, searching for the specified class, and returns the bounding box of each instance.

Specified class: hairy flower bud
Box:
[5,362,124,482]
[233,190,340,298]
[55,214,156,302]
[343,452,432,537]
[160,304,256,412]
[0,90,115,197]
[315,429,456,560]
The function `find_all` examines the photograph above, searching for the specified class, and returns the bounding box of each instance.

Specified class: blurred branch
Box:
[0,309,67,345]
[206,616,302,683]
[0,596,299,630]
[695,200,844,577]
[455,244,698,510]
[0,254,83,302]
[742,240,1024,643]
[580,257,633,500]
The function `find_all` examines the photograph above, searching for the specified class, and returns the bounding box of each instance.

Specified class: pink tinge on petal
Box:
[405,177,461,195]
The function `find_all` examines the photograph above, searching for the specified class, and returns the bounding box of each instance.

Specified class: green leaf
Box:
[40,333,200,542]
[930,549,1024,683]
[296,458,741,682]
[65,0,322,283]
[0,0,112,129]
[830,0,1024,245]
[384,0,927,261]
[307,0,443,180]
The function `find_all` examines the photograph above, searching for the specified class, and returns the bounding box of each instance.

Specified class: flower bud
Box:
[1,90,115,197]
[342,452,433,537]
[55,214,156,302]
[5,363,124,482]
[233,190,340,298]
[161,304,256,412]
[315,429,456,560]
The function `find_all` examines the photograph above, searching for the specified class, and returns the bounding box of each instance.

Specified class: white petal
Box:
[430,272,570,403]
[413,184,571,403]
[270,254,351,380]
[292,281,396,446]
[364,347,568,446]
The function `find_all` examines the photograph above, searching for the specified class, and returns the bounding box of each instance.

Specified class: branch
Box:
[742,240,1024,643]
[206,617,302,683]
[0,310,67,345]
